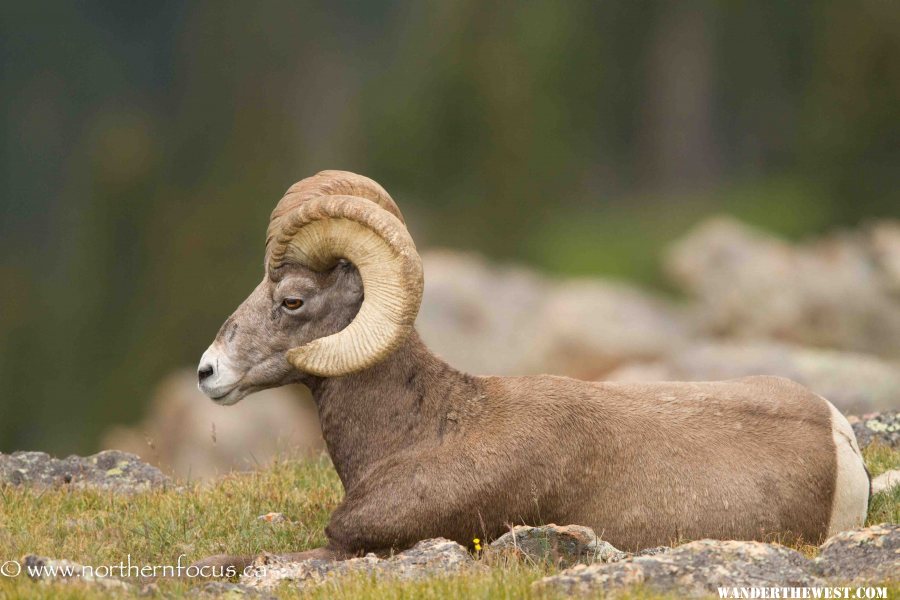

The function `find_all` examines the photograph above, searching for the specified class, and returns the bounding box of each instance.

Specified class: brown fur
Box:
[313,333,836,553]
[194,263,840,572]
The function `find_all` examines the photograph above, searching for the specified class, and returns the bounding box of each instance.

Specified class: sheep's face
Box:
[197,261,363,404]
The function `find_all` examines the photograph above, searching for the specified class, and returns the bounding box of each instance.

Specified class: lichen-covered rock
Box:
[848,412,900,448]
[607,342,900,414]
[815,523,900,582]
[376,538,474,576]
[489,524,626,567]
[0,450,171,492]
[534,540,821,597]
[240,538,477,591]
[22,555,132,591]
[872,470,900,495]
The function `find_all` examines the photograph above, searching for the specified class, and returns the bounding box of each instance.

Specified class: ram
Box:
[194,171,869,569]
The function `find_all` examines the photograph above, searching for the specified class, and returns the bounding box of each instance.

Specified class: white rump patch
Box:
[825,400,869,536]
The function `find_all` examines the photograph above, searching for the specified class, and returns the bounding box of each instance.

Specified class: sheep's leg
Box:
[323,455,492,554]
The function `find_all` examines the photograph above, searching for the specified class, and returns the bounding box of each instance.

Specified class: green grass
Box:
[864,443,900,526]
[1,447,897,599]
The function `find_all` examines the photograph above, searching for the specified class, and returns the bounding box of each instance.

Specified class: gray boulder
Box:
[848,412,900,448]
[192,581,275,598]
[489,524,626,567]
[418,250,547,376]
[418,250,686,378]
[666,217,900,358]
[530,279,688,379]
[607,341,900,414]
[240,538,477,591]
[871,221,900,293]
[101,370,323,481]
[534,540,821,597]
[637,546,672,557]
[0,450,170,492]
[815,523,900,582]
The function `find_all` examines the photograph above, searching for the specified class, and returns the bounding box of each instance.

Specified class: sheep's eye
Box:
[282,298,304,310]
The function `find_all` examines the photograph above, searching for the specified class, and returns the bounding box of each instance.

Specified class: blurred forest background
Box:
[1,1,899,455]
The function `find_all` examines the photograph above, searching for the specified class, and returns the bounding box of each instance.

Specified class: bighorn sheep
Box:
[194,171,870,569]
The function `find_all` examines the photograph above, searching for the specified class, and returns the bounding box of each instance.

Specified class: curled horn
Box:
[266,171,423,376]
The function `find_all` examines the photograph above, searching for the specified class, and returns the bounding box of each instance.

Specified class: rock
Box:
[530,279,688,379]
[192,581,275,598]
[374,538,475,577]
[871,221,900,294]
[418,250,685,378]
[489,524,626,567]
[848,412,900,448]
[257,512,290,524]
[0,450,170,492]
[22,555,132,591]
[872,470,900,495]
[534,540,821,597]
[241,538,476,591]
[665,217,900,357]
[536,525,900,596]
[418,250,547,376]
[815,523,900,582]
[637,546,672,557]
[101,370,323,480]
[607,341,900,414]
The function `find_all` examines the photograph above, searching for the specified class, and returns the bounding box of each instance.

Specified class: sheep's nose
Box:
[198,363,215,382]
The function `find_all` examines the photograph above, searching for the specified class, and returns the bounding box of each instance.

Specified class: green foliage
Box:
[864,444,900,526]
[1,1,899,454]
[865,444,900,479]
[868,485,900,527]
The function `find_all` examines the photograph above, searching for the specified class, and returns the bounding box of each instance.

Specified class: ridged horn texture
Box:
[267,173,423,377]
[267,170,404,263]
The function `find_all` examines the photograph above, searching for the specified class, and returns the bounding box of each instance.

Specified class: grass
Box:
[0,447,897,599]
[864,443,900,526]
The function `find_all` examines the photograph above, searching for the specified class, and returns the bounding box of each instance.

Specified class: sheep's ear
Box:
[328,260,363,296]
[335,258,352,269]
